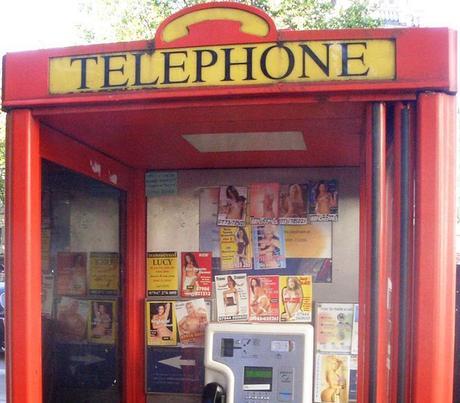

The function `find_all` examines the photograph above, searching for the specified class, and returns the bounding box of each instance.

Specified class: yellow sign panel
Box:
[49,40,395,94]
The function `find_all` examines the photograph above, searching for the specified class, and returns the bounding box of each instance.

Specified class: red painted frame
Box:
[2,3,457,403]
[39,127,147,403]
[413,93,457,402]
[5,110,42,402]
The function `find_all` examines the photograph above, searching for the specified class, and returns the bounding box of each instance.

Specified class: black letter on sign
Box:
[339,42,370,77]
[260,44,294,80]
[70,56,98,90]
[132,52,158,86]
[193,49,218,83]
[101,54,129,88]
[299,43,331,78]
[162,51,190,84]
[222,47,256,82]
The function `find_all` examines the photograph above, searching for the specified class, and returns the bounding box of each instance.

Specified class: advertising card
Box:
[308,180,339,222]
[215,273,249,322]
[176,299,209,347]
[147,252,179,297]
[88,300,117,344]
[56,297,89,342]
[42,274,55,318]
[349,355,358,401]
[253,224,286,269]
[279,275,313,322]
[314,353,350,403]
[220,226,253,270]
[249,183,280,224]
[56,252,87,296]
[41,228,51,273]
[316,303,354,353]
[279,183,309,225]
[351,304,359,355]
[217,185,248,226]
[248,275,279,322]
[284,223,332,259]
[180,252,212,298]
[88,252,120,296]
[146,301,177,346]
[199,188,220,262]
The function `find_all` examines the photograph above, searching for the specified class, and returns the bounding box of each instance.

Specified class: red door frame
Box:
[412,92,456,403]
[6,120,147,403]
[5,110,42,402]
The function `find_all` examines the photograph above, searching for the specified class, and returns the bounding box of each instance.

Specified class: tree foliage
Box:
[77,0,382,43]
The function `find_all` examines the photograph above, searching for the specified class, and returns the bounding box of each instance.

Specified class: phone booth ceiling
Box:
[37,100,367,169]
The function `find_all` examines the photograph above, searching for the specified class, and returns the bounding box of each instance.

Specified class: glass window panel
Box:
[41,161,124,403]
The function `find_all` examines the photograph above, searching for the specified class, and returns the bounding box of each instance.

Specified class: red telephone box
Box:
[1,2,457,402]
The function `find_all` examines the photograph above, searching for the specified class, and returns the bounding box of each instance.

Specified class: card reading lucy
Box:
[248,275,279,322]
[88,300,117,344]
[180,252,212,298]
[147,252,178,297]
[278,183,309,225]
[215,274,249,322]
[220,226,253,270]
[308,180,338,222]
[146,301,177,346]
[175,299,209,347]
[249,183,280,224]
[217,185,248,226]
[279,275,313,322]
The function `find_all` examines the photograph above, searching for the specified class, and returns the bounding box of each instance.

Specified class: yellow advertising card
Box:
[279,275,313,322]
[89,252,120,295]
[220,226,253,270]
[146,300,178,346]
[147,252,179,297]
[88,299,117,344]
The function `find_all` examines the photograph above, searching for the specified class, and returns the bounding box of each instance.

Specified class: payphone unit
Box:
[203,323,314,403]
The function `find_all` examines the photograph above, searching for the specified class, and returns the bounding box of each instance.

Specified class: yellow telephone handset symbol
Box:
[161,8,270,43]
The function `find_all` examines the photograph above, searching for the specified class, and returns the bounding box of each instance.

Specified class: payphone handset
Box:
[203,323,314,403]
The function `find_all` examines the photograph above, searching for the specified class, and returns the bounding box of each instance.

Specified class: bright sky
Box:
[0,1,84,54]
[0,0,458,55]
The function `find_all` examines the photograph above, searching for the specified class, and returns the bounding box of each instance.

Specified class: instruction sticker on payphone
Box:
[203,323,314,403]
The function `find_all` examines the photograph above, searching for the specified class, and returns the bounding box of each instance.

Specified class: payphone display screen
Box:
[243,366,273,391]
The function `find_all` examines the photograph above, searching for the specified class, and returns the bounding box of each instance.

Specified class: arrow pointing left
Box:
[158,355,196,369]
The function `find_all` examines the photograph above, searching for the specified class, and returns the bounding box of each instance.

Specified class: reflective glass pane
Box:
[41,161,124,403]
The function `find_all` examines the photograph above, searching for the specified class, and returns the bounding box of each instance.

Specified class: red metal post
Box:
[5,110,42,402]
[413,92,456,402]
[124,169,146,402]
[358,104,373,403]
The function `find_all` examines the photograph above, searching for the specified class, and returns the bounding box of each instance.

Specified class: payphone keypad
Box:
[212,332,306,402]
